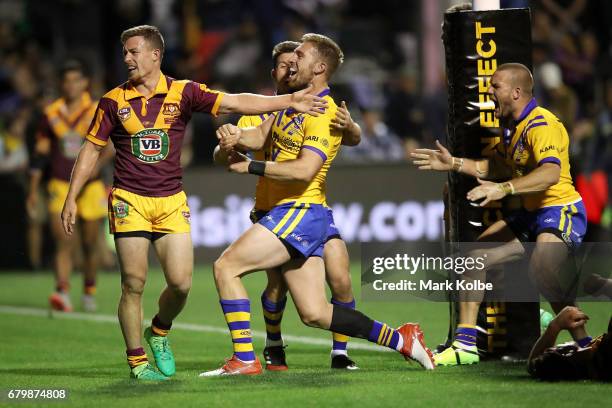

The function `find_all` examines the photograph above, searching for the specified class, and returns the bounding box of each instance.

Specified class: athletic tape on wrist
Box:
[248,160,266,176]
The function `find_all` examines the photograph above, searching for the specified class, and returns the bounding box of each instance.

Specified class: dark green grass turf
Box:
[0,266,610,407]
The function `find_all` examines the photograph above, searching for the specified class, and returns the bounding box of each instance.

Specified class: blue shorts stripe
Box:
[505,200,586,248]
[275,204,305,237]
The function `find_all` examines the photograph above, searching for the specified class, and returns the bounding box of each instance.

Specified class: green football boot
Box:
[130,363,169,381]
[433,344,480,366]
[144,327,176,376]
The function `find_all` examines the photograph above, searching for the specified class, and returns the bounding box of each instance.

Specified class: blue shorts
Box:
[505,200,587,249]
[258,202,329,258]
[325,207,342,242]
[251,207,341,242]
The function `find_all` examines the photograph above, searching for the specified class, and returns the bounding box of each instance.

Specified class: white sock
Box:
[331,349,348,358]
[395,334,404,352]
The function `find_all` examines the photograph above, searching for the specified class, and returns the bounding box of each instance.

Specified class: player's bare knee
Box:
[213,256,235,285]
[298,308,326,329]
[329,276,353,301]
[167,276,192,297]
[121,276,145,296]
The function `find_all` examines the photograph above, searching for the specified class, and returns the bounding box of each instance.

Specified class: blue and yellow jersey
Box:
[495,98,581,211]
[263,88,342,208]
[237,113,274,210]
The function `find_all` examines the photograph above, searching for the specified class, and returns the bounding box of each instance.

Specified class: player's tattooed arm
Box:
[332,101,361,146]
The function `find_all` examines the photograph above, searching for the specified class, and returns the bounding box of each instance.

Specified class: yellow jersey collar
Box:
[124,73,169,100]
[516,97,538,124]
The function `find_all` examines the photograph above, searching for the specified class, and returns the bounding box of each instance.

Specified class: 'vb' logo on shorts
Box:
[131,128,170,163]
[114,201,129,218]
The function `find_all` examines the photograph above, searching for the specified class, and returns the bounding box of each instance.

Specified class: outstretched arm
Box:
[411,140,499,178]
[217,84,326,116]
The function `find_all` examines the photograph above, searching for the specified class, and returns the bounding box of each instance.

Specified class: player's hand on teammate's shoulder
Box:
[216,123,242,152]
[331,101,352,130]
[290,83,327,116]
[227,150,250,174]
[411,140,454,171]
[551,306,589,331]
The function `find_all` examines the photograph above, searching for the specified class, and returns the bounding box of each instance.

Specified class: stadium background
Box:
[0,1,611,406]
[1,0,612,266]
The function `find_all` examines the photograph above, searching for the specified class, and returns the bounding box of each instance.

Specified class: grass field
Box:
[0,265,610,407]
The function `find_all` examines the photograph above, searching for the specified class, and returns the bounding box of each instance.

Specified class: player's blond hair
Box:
[301,33,344,78]
[121,25,165,57]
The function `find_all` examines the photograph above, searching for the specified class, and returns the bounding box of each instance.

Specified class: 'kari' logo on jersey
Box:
[118,107,131,122]
[131,128,170,163]
[539,145,556,153]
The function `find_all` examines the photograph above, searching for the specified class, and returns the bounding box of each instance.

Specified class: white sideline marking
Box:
[0,305,388,352]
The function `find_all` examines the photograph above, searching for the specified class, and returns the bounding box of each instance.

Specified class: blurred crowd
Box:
[0,0,611,268]
[1,1,609,166]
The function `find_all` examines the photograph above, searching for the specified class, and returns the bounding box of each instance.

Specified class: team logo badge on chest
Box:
[131,128,170,163]
[118,107,131,122]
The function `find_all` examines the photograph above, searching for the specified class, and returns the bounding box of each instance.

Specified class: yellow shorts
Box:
[108,188,191,237]
[48,178,107,221]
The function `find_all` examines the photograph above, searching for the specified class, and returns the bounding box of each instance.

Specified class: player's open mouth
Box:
[288,67,297,80]
[127,66,137,73]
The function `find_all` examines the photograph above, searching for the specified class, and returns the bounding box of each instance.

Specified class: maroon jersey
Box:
[38,93,97,181]
[86,74,224,196]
